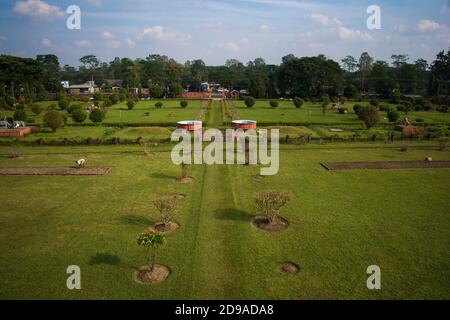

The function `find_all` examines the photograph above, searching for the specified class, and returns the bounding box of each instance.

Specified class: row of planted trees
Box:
[135,160,294,284]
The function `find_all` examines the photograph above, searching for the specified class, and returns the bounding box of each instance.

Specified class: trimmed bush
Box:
[127,100,136,110]
[244,96,255,108]
[270,100,279,108]
[293,98,304,109]
[89,109,106,123]
[31,103,43,115]
[58,99,70,111]
[180,100,188,108]
[71,108,88,123]
[155,102,163,109]
[43,110,64,132]
[387,110,400,123]
[353,104,364,115]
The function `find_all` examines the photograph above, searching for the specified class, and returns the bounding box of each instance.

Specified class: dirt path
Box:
[0,167,112,176]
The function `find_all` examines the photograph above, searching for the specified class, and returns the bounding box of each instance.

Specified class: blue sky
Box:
[0,0,449,66]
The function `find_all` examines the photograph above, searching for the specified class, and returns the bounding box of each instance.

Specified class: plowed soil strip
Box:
[321,161,450,171]
[0,167,112,176]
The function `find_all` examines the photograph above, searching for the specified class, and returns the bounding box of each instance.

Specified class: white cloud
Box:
[140,26,191,43]
[259,24,269,32]
[41,37,51,47]
[74,40,91,48]
[337,26,373,41]
[126,38,136,48]
[242,0,322,10]
[394,24,409,33]
[106,40,121,49]
[308,14,342,27]
[13,0,65,20]
[218,42,240,52]
[416,19,441,32]
[101,31,114,39]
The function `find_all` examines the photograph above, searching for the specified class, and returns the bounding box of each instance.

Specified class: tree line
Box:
[0,48,449,106]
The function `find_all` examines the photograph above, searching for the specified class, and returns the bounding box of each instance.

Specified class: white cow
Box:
[76,158,86,168]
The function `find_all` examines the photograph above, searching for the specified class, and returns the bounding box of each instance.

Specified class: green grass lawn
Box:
[105,100,202,124]
[232,100,450,125]
[0,142,449,299]
[2,100,202,126]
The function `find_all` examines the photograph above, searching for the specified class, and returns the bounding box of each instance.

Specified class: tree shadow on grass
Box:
[215,208,254,222]
[89,253,121,266]
[89,253,139,270]
[151,172,176,180]
[119,214,153,226]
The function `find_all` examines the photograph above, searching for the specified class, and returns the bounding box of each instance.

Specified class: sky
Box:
[0,0,449,67]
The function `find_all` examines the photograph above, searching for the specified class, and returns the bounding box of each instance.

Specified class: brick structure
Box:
[0,127,32,137]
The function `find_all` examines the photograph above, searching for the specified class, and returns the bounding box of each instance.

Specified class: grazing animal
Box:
[76,158,86,168]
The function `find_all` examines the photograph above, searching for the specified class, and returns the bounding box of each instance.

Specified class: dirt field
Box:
[0,167,111,176]
[321,161,450,171]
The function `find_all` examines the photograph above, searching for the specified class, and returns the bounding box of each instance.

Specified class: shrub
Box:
[358,106,380,129]
[127,100,135,110]
[398,101,413,114]
[89,109,106,123]
[379,104,393,112]
[437,105,449,114]
[31,103,43,115]
[93,92,102,101]
[339,96,347,104]
[344,85,359,99]
[293,98,304,109]
[67,103,83,114]
[110,93,119,105]
[71,108,88,123]
[369,99,379,107]
[415,118,425,123]
[155,102,163,109]
[270,100,279,108]
[353,104,364,115]
[43,110,64,132]
[387,110,400,123]
[13,109,27,122]
[103,99,113,108]
[180,100,188,108]
[338,108,348,114]
[58,99,70,111]
[244,96,255,108]
[254,191,291,223]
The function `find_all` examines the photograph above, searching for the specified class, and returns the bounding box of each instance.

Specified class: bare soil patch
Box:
[133,264,170,285]
[175,177,195,184]
[147,221,180,235]
[278,262,299,274]
[251,216,289,233]
[253,174,265,181]
[0,167,112,176]
[321,161,450,171]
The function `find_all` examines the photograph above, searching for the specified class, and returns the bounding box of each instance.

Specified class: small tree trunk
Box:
[150,249,156,272]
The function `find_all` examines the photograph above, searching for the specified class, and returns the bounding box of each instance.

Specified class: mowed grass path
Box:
[0,144,449,299]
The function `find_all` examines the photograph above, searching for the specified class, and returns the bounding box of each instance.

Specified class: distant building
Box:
[68,81,99,95]
[61,81,70,89]
[103,79,123,91]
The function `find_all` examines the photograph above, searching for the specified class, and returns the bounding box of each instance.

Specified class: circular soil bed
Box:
[133,264,170,285]
[278,262,299,274]
[251,216,289,233]
[170,193,187,201]
[175,177,195,184]
[147,221,180,235]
